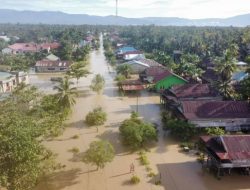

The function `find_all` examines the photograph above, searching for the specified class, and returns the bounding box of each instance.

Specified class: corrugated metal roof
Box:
[168,84,220,98]
[182,101,250,120]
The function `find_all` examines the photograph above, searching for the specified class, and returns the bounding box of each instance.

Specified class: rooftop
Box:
[201,135,250,162]
[168,84,220,98]
[181,100,250,120]
[0,71,14,81]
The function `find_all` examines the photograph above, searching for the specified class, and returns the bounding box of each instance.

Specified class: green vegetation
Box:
[119,112,157,150]
[115,74,126,89]
[116,64,132,78]
[82,140,114,170]
[205,127,225,136]
[85,107,107,132]
[90,74,105,94]
[0,84,68,190]
[72,134,80,139]
[166,119,196,141]
[66,62,89,84]
[130,175,140,184]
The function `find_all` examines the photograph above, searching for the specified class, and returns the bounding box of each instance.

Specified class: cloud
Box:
[0,0,249,18]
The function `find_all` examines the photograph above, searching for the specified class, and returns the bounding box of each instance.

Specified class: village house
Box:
[200,135,250,178]
[116,46,137,58]
[0,71,29,93]
[122,58,161,74]
[2,42,60,54]
[160,83,222,107]
[177,100,250,131]
[140,66,188,91]
[35,60,72,73]
[122,50,145,61]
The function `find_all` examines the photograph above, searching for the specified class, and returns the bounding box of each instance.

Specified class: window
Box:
[47,67,55,71]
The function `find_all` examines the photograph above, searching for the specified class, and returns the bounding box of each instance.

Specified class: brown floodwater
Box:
[35,35,250,190]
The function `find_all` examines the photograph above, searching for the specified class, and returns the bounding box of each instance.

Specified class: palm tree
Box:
[67,62,89,84]
[215,44,238,81]
[116,64,132,78]
[213,80,235,100]
[53,76,78,110]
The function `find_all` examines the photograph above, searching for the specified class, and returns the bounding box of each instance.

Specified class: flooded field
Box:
[34,36,250,190]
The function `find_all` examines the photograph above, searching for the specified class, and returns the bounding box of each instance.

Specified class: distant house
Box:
[177,100,250,131]
[2,42,60,54]
[35,60,72,73]
[231,71,249,83]
[0,35,10,42]
[122,51,144,61]
[120,80,145,91]
[201,68,219,83]
[160,84,222,107]
[236,61,248,68]
[44,54,60,61]
[116,46,137,58]
[0,71,29,93]
[123,58,161,74]
[140,66,187,91]
[200,135,250,178]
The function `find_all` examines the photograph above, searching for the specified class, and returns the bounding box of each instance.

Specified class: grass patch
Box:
[148,172,156,177]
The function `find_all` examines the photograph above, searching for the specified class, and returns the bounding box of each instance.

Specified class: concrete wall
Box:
[35,66,69,73]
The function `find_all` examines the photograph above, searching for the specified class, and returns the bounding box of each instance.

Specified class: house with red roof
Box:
[140,66,187,91]
[200,135,250,178]
[2,42,60,54]
[160,84,222,107]
[178,100,250,131]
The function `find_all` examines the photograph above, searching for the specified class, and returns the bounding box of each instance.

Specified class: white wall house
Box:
[0,71,29,93]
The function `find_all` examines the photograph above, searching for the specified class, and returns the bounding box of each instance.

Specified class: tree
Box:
[0,85,59,190]
[67,62,89,84]
[82,140,114,170]
[116,64,132,78]
[119,113,157,150]
[239,77,250,100]
[205,127,225,136]
[85,107,107,132]
[166,119,196,141]
[53,76,78,111]
[90,74,105,94]
[115,74,126,89]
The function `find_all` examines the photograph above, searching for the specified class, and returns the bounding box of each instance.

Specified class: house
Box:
[177,100,250,131]
[120,80,145,91]
[44,54,60,61]
[122,51,144,61]
[201,68,219,84]
[2,42,60,54]
[140,66,188,91]
[231,71,249,83]
[236,61,248,69]
[0,35,10,42]
[35,60,73,73]
[123,58,161,74]
[116,46,137,58]
[160,84,222,107]
[0,71,29,93]
[200,135,250,178]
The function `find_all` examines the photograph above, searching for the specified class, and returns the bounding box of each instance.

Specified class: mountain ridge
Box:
[0,9,249,26]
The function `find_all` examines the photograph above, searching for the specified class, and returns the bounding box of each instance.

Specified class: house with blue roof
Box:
[116,46,137,58]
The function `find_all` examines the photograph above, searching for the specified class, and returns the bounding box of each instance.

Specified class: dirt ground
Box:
[34,36,250,190]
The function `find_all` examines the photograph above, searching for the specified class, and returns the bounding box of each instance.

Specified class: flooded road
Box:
[35,35,250,190]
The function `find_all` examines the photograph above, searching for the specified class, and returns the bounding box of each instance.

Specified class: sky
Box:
[0,0,250,19]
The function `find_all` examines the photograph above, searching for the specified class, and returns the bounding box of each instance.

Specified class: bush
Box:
[72,134,80,139]
[197,153,205,163]
[85,107,107,126]
[179,142,195,149]
[146,166,152,172]
[148,172,156,177]
[205,127,225,136]
[130,175,140,184]
[68,147,80,154]
[119,113,157,150]
[155,180,161,185]
[139,154,149,165]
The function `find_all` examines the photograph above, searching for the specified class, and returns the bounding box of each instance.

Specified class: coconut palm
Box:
[53,76,78,110]
[116,64,132,78]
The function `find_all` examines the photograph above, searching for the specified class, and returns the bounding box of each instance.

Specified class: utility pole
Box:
[116,0,118,17]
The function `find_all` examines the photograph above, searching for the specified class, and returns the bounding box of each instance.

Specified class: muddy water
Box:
[35,35,250,190]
